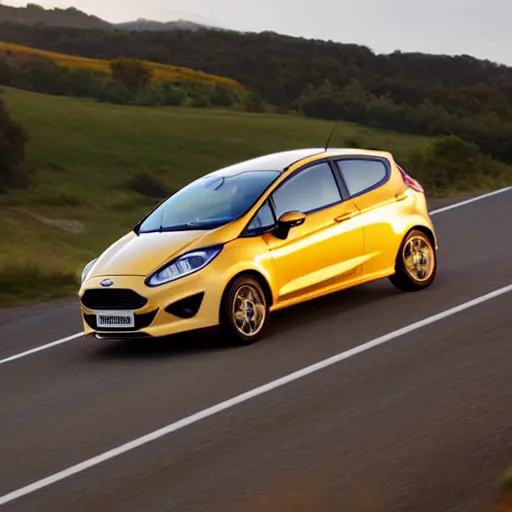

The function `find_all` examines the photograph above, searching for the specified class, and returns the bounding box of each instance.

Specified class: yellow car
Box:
[79,148,438,345]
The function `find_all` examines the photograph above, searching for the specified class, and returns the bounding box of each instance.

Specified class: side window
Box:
[272,162,341,218]
[245,200,275,234]
[337,159,388,197]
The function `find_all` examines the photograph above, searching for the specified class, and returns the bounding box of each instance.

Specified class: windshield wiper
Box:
[158,221,225,232]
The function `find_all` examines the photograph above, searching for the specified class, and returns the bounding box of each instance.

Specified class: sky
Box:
[8,0,512,66]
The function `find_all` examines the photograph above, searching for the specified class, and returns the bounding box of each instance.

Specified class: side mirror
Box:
[273,210,306,239]
[278,211,306,227]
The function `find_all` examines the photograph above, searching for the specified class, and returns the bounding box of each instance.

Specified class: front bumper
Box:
[79,270,224,339]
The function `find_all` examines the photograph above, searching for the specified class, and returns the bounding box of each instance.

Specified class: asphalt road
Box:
[1,189,511,512]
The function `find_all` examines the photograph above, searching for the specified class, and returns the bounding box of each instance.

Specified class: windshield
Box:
[138,170,280,233]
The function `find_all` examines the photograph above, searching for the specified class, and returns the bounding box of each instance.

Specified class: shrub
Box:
[96,79,134,104]
[161,82,186,106]
[403,135,508,193]
[110,59,153,92]
[210,83,236,107]
[135,83,165,106]
[242,91,266,113]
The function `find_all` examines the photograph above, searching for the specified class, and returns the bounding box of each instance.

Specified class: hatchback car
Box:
[79,148,438,344]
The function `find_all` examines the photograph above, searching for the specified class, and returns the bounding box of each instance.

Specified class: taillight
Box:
[397,164,424,193]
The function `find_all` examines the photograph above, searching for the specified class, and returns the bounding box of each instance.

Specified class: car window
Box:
[272,162,342,218]
[245,200,275,234]
[337,159,388,197]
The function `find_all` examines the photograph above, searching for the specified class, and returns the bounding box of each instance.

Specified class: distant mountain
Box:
[115,18,214,32]
[0,3,110,29]
[0,4,224,32]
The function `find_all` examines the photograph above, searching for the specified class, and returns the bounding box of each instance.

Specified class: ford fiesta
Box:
[79,148,438,345]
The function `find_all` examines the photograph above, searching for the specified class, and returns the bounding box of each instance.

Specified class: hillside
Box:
[2,21,512,165]
[0,41,246,90]
[0,87,440,306]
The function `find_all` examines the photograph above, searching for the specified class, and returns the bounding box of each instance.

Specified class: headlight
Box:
[81,258,97,283]
[147,246,223,286]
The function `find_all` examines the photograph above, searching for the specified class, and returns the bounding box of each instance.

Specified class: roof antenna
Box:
[324,121,338,151]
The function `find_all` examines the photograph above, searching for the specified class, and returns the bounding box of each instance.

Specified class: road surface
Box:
[0,189,511,512]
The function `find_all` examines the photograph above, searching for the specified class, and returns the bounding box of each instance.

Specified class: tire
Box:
[219,275,270,345]
[389,229,437,292]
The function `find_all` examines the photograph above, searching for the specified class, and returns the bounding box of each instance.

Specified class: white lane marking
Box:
[1,283,511,506]
[429,186,512,215]
[1,185,511,367]
[0,333,84,365]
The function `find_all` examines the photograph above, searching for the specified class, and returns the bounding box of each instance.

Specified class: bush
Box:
[161,82,186,106]
[135,83,165,106]
[110,58,152,92]
[0,95,32,193]
[210,83,235,107]
[96,78,134,104]
[403,135,508,194]
[242,91,266,113]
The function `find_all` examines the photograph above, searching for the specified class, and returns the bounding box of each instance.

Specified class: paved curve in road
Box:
[0,189,511,512]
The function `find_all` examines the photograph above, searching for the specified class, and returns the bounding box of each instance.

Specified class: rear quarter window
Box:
[336,159,388,197]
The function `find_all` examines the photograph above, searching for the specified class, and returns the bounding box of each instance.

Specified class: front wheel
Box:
[389,230,437,292]
[219,276,269,345]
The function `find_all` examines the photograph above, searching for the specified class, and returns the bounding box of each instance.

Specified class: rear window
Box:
[336,159,388,197]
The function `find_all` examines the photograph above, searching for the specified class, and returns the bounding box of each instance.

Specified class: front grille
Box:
[83,309,158,331]
[81,289,148,310]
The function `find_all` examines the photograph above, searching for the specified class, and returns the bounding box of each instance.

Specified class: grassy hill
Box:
[0,41,246,90]
[0,87,438,307]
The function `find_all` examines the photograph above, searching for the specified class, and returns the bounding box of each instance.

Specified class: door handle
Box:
[395,191,408,201]
[334,211,359,223]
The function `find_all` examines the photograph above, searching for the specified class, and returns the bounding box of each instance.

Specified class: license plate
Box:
[96,311,135,329]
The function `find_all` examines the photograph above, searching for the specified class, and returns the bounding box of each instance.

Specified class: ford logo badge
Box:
[100,279,114,287]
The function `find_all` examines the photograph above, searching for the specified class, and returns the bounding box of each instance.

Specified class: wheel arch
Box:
[394,224,437,268]
[407,224,437,251]
[219,269,274,322]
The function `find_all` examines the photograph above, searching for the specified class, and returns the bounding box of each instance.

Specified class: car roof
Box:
[208,148,393,177]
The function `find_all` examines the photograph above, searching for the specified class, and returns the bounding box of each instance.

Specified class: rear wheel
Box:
[389,230,437,292]
[219,276,269,345]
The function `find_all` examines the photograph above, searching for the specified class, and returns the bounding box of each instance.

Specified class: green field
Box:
[0,87,479,306]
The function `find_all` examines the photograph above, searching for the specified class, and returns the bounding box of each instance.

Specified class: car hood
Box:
[89,229,213,277]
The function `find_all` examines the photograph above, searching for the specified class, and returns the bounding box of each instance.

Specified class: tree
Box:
[109,59,152,93]
[0,94,30,193]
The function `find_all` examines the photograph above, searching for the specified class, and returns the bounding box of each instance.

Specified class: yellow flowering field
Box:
[0,41,247,90]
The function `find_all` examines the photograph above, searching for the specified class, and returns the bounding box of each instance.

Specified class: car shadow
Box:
[93,279,404,360]
[92,327,223,360]
[267,280,400,335]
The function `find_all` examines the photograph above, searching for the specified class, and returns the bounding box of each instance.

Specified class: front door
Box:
[262,161,365,302]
